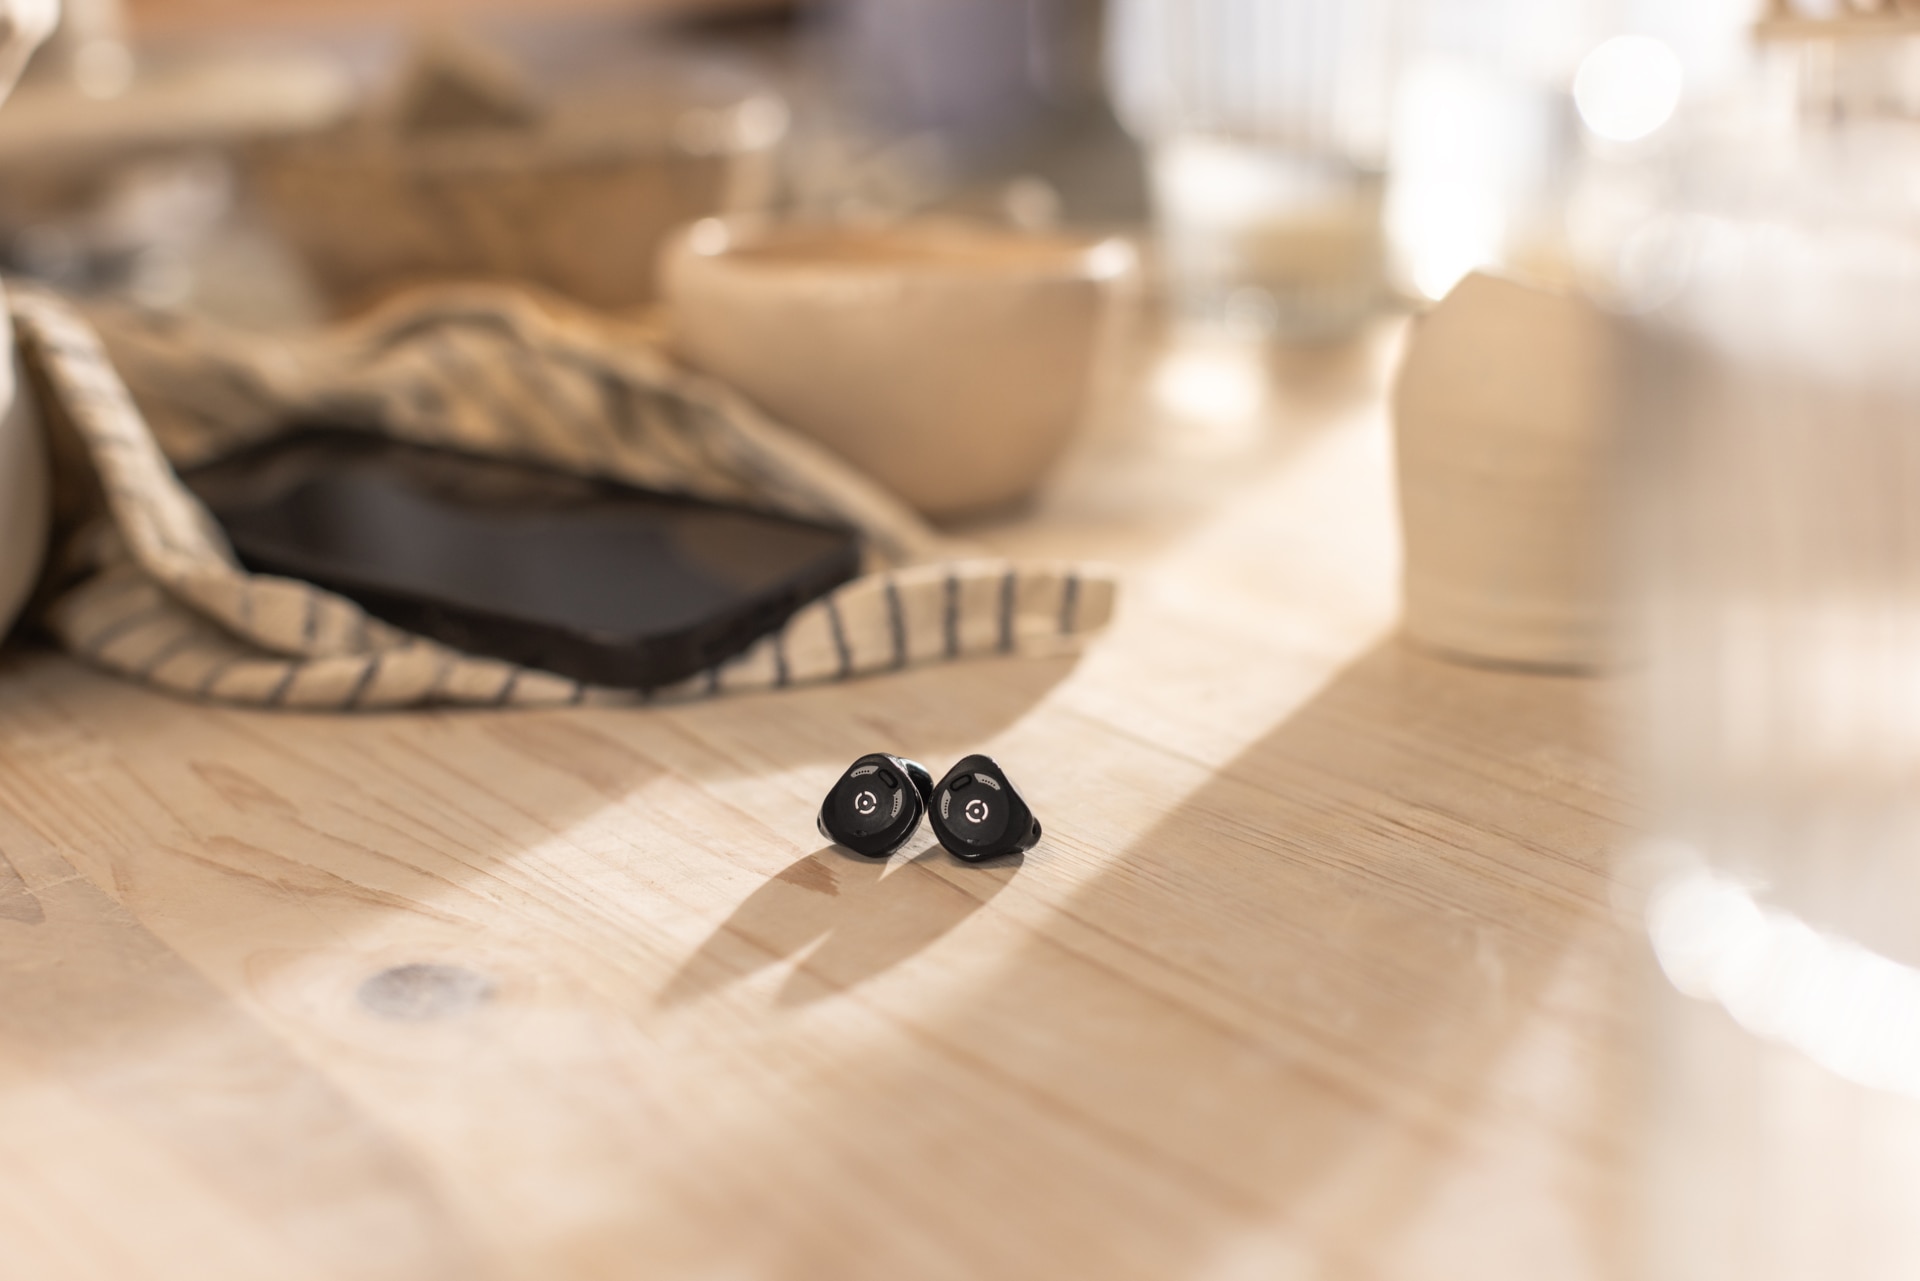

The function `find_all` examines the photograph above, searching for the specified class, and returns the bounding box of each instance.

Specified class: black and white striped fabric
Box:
[15,285,1115,710]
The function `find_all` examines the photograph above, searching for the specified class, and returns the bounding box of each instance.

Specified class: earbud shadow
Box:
[658,844,1023,1010]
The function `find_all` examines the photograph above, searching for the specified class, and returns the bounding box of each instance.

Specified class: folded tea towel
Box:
[12,283,1115,709]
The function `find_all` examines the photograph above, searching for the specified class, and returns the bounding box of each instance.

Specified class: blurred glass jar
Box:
[1105,0,1395,340]
[1612,108,1920,1281]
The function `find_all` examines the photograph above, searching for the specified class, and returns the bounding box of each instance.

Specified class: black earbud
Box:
[927,755,1042,862]
[817,753,934,858]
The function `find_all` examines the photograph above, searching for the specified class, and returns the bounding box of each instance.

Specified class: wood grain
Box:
[0,320,1633,1280]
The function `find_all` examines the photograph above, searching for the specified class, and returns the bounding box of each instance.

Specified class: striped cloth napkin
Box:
[14,284,1115,710]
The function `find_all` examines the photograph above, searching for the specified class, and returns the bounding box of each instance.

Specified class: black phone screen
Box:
[182,429,862,691]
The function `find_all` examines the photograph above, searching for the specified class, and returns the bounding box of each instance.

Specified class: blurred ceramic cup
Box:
[660,218,1133,520]
[1392,270,1619,670]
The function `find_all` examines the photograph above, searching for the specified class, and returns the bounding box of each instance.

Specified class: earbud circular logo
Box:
[963,797,990,825]
[854,789,878,816]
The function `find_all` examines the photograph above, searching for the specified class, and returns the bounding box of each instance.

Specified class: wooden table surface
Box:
[0,320,1632,1281]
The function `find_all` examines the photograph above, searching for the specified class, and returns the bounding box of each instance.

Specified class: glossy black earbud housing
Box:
[817,753,934,858]
[928,754,1042,862]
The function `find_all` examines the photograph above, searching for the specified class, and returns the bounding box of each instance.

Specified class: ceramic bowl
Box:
[660,218,1133,519]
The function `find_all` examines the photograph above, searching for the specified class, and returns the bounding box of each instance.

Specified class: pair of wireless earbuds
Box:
[818,753,1042,862]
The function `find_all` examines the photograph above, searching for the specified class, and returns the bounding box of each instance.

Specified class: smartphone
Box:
[181,428,862,692]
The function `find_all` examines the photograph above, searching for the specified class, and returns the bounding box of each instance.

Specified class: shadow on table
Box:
[697,640,1627,1279]
[659,844,1023,1009]
[0,644,1075,1281]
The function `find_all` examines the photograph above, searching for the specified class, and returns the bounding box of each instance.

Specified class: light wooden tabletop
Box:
[0,319,1631,1281]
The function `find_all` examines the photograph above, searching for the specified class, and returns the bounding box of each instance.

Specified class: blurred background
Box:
[23,2,1920,1276]
[0,0,1773,334]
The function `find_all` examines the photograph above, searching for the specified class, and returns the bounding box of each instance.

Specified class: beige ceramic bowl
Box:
[660,218,1133,519]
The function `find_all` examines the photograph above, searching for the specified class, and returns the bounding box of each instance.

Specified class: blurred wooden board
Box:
[1755,14,1920,41]
[124,0,796,35]
[0,57,352,165]
[0,321,1632,1280]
